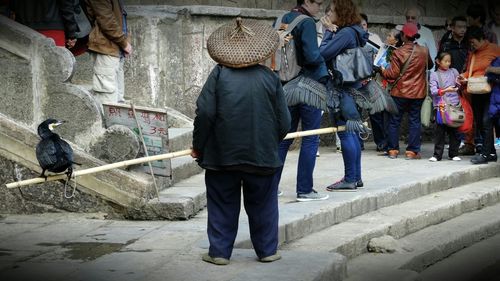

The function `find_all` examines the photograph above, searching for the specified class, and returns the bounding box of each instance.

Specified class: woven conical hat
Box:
[207,17,279,68]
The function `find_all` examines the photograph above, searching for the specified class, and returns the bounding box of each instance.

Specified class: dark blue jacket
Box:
[193,65,291,173]
[281,11,328,82]
[488,57,500,118]
[320,24,369,89]
[320,24,369,65]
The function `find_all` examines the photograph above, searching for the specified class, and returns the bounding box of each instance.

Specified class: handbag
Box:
[435,72,465,128]
[421,49,432,127]
[421,95,433,127]
[436,97,465,128]
[334,27,373,83]
[466,54,491,94]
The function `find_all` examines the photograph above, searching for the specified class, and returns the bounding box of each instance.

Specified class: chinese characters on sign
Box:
[102,103,171,177]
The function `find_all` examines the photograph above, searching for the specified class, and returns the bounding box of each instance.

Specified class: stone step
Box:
[281,177,500,260]
[344,201,500,281]
[233,157,500,249]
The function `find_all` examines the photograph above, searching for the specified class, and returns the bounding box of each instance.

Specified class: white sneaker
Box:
[277,190,283,197]
[429,156,438,162]
[451,156,461,161]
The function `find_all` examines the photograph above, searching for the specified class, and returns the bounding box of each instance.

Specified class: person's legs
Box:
[116,57,125,103]
[447,127,461,159]
[387,97,405,154]
[433,124,446,160]
[205,170,242,259]
[242,172,279,259]
[296,104,321,195]
[479,94,495,157]
[406,98,424,153]
[369,111,387,150]
[472,95,485,154]
[336,130,360,183]
[91,53,120,104]
[271,106,298,192]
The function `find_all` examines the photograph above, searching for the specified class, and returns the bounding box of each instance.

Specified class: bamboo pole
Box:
[131,104,160,201]
[6,125,349,189]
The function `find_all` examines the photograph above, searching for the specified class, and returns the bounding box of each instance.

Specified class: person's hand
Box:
[456,75,466,85]
[66,38,77,48]
[190,148,201,159]
[320,16,337,32]
[123,42,133,58]
[444,86,458,93]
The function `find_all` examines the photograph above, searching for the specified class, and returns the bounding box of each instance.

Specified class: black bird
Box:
[36,119,79,197]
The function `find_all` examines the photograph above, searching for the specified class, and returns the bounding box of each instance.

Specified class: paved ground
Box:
[0,142,498,281]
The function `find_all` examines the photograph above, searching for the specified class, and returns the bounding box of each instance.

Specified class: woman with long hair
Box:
[320,0,367,191]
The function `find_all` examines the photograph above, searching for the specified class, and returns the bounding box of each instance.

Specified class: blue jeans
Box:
[272,104,321,195]
[388,97,424,153]
[337,119,362,183]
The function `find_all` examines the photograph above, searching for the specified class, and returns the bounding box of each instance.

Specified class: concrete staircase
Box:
[218,145,500,281]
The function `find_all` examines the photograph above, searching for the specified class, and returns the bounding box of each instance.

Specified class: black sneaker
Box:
[487,154,498,162]
[471,154,488,164]
[326,180,357,192]
[356,180,364,188]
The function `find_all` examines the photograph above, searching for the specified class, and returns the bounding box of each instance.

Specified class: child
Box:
[429,52,462,161]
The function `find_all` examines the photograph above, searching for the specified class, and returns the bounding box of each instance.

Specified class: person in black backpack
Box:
[272,0,330,202]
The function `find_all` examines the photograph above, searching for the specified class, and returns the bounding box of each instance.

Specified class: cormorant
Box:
[35,119,79,197]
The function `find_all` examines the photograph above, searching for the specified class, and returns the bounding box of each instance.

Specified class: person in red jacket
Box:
[379,22,433,160]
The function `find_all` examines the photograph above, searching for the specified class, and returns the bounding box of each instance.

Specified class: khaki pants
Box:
[91,53,125,104]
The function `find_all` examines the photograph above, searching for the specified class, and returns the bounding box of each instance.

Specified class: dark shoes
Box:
[487,153,498,162]
[471,154,487,164]
[471,154,498,164]
[202,253,230,265]
[458,144,475,156]
[326,180,357,192]
[356,180,364,188]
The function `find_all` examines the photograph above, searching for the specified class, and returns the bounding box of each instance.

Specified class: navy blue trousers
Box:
[205,169,279,259]
[388,97,424,153]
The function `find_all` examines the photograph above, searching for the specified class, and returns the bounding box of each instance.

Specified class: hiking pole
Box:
[6,125,352,189]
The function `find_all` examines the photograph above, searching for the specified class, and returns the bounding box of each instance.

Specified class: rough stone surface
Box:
[90,125,140,163]
[0,48,33,123]
[367,235,403,253]
[0,156,121,217]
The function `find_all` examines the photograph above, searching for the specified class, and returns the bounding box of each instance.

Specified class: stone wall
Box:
[123,0,479,21]
[74,3,476,120]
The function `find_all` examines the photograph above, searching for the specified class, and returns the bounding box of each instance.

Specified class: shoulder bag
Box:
[334,27,373,83]
[467,54,492,94]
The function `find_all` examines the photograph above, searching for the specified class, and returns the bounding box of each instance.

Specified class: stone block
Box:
[0,48,33,123]
[42,84,103,147]
[90,125,140,164]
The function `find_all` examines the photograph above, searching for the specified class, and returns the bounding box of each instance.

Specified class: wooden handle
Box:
[6,125,353,189]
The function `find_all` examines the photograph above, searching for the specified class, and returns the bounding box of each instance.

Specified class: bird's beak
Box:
[49,120,66,131]
[54,120,66,127]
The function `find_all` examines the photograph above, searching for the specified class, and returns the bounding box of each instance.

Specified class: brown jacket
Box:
[85,0,129,57]
[382,42,433,99]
